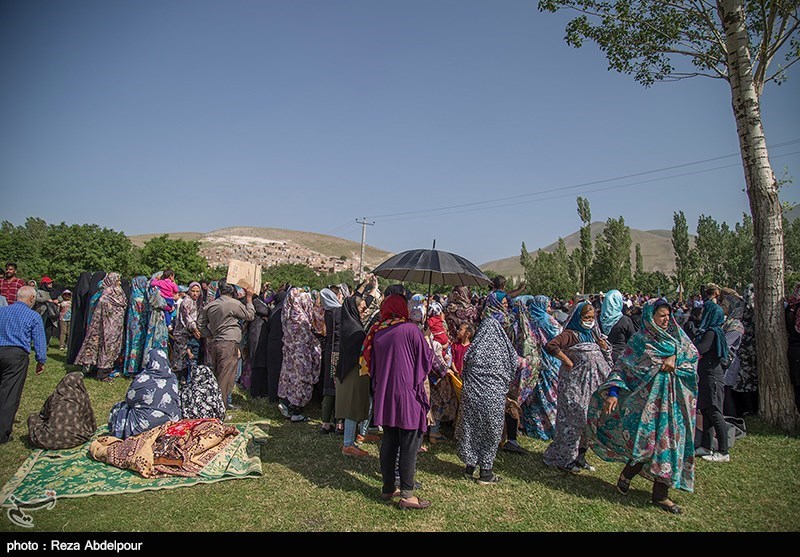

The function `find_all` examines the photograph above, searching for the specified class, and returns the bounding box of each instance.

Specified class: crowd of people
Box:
[2,256,800,515]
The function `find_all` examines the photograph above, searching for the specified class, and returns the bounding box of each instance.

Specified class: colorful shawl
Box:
[527,295,562,340]
[588,299,699,491]
[696,301,729,361]
[108,348,181,439]
[143,283,170,363]
[359,294,409,376]
[408,294,427,324]
[599,289,624,335]
[123,276,150,376]
[74,274,127,370]
[86,279,105,329]
[511,299,541,405]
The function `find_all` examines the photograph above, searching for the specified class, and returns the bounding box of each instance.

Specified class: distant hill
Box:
[481,222,687,279]
[129,226,392,273]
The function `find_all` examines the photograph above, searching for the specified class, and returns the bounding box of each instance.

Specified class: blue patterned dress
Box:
[123,276,150,376]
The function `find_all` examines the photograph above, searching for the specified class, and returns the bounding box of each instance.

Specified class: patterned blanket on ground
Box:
[0,422,267,507]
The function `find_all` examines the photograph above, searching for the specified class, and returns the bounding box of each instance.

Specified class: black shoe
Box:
[477,473,502,485]
[501,441,528,455]
[652,499,683,515]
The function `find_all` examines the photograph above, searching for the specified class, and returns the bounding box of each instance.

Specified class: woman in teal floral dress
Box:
[587,298,699,515]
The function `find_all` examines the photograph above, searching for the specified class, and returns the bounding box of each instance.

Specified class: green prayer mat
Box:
[0,422,268,506]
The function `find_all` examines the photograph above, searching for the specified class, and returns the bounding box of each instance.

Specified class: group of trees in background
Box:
[521,197,797,302]
[0,219,357,291]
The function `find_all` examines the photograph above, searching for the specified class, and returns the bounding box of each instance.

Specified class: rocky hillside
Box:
[129,227,392,275]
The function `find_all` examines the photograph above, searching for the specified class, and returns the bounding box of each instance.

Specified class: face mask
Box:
[581,319,595,330]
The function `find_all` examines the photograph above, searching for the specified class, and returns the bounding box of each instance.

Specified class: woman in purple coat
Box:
[361,294,434,510]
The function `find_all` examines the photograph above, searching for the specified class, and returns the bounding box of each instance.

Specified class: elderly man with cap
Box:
[0,286,47,443]
[33,276,60,347]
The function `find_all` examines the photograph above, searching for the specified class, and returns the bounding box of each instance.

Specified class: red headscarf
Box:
[359,295,409,376]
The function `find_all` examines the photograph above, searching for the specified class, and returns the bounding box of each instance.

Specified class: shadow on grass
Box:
[246,397,384,502]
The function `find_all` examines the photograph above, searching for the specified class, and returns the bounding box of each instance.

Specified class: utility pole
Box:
[356,218,375,281]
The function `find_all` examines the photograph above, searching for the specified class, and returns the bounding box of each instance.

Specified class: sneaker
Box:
[695,447,713,457]
[277,403,290,419]
[560,462,583,475]
[701,452,730,462]
[477,473,502,485]
[342,445,369,457]
[576,457,596,472]
[289,414,309,423]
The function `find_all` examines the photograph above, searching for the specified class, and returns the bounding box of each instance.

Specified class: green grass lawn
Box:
[1,344,798,532]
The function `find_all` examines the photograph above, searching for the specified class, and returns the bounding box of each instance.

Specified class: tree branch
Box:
[688,0,729,53]
[764,54,800,82]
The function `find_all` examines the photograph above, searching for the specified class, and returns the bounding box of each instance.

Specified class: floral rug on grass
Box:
[0,422,267,507]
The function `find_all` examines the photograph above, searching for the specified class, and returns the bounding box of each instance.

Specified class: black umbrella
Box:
[372,243,491,288]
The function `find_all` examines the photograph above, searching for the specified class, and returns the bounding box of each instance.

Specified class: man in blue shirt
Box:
[0,286,47,444]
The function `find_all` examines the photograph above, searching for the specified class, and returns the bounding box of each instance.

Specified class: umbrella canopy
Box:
[372,249,492,287]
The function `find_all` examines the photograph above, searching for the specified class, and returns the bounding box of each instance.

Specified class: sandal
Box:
[429,432,447,444]
[380,489,401,501]
[99,377,114,384]
[652,499,683,515]
[616,474,631,495]
[398,496,432,510]
[417,444,429,453]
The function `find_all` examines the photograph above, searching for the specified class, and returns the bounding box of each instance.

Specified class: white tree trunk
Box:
[718,0,800,431]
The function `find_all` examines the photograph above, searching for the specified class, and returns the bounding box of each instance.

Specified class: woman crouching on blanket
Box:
[587,298,699,515]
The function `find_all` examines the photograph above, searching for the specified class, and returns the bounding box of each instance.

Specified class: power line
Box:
[363,138,800,220]
[374,150,800,224]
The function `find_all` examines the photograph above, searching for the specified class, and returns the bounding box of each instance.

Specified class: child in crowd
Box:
[426,301,450,348]
[450,322,475,377]
[151,269,179,328]
[58,290,72,350]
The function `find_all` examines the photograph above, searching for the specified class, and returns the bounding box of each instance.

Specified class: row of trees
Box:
[521,197,796,301]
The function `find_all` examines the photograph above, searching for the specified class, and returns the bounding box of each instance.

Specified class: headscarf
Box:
[565,301,596,344]
[599,289,624,335]
[408,294,427,324]
[384,284,410,300]
[207,281,219,301]
[100,272,128,309]
[482,291,510,329]
[337,296,366,381]
[721,291,745,336]
[320,288,342,310]
[526,295,561,340]
[188,281,201,291]
[428,301,443,316]
[337,283,352,299]
[696,301,730,361]
[359,294,409,376]
[444,286,478,335]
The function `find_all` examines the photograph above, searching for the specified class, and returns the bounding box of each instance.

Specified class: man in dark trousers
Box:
[0,286,47,443]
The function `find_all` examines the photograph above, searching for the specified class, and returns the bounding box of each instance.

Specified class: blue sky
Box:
[1,0,798,265]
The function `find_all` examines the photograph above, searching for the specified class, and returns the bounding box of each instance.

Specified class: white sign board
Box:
[226,259,262,294]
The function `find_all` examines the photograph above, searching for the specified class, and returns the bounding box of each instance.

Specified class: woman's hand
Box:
[603,396,618,414]
[661,354,677,373]
[597,338,608,351]
[561,358,574,371]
